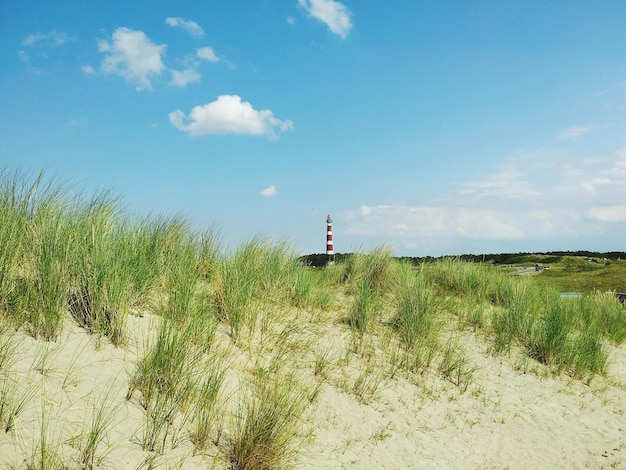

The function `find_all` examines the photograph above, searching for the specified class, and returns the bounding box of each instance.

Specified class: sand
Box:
[0,309,625,469]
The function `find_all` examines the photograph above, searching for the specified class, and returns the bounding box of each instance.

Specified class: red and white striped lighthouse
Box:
[326,214,334,265]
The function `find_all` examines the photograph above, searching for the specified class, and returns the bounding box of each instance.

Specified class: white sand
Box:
[1,311,624,469]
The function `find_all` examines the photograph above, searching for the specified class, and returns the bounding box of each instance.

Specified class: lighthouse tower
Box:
[326,214,335,265]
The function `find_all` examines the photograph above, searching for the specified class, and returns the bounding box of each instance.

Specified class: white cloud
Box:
[559,125,592,140]
[587,205,626,222]
[342,147,626,252]
[22,30,71,47]
[197,47,219,62]
[98,27,166,91]
[81,65,96,75]
[581,177,611,194]
[169,95,294,139]
[171,67,200,87]
[286,16,296,26]
[348,204,521,241]
[165,17,205,38]
[261,185,279,197]
[298,0,353,39]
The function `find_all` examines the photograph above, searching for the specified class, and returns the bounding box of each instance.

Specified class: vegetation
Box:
[0,169,624,467]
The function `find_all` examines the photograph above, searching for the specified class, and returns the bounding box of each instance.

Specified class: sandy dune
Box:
[1,310,625,469]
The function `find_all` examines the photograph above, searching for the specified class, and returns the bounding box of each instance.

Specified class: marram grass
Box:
[0,169,624,468]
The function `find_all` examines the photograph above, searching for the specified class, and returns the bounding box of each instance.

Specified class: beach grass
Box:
[1,169,625,468]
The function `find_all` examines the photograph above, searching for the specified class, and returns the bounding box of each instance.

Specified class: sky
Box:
[1,1,626,257]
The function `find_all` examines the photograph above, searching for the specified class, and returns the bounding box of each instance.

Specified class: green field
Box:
[517,257,626,294]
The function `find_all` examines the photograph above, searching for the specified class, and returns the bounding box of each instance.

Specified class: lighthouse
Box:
[326,214,334,265]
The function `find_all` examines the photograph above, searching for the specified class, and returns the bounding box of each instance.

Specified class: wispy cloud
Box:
[98,28,166,91]
[261,185,279,197]
[170,67,200,87]
[197,47,219,62]
[559,125,592,140]
[587,205,626,222]
[22,30,72,47]
[298,0,353,39]
[81,65,96,75]
[169,95,294,139]
[165,17,205,38]
[19,30,73,66]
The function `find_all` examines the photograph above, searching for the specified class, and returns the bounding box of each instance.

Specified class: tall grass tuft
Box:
[344,246,393,294]
[393,263,439,348]
[575,293,626,345]
[160,218,201,323]
[491,284,538,353]
[213,238,300,342]
[344,247,394,335]
[569,328,609,382]
[347,278,378,334]
[228,373,308,470]
[29,200,73,341]
[524,291,572,368]
[438,338,476,392]
[68,193,131,345]
[127,319,200,411]
[390,262,440,374]
[0,169,40,322]
[213,256,255,342]
[191,353,227,454]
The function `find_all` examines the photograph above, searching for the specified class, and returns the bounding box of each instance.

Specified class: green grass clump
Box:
[130,323,200,452]
[127,319,200,411]
[0,169,37,320]
[491,284,538,353]
[344,247,395,336]
[392,263,439,348]
[344,246,393,294]
[486,282,613,380]
[21,180,71,341]
[191,354,227,453]
[388,262,441,374]
[438,339,476,392]
[228,373,308,470]
[213,238,307,343]
[574,293,626,345]
[523,291,573,369]
[68,193,130,345]
[423,258,517,306]
[569,328,609,382]
[161,221,202,323]
[347,277,379,334]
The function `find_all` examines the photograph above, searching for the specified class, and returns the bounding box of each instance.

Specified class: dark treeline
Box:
[299,253,352,267]
[445,251,626,265]
[300,251,626,268]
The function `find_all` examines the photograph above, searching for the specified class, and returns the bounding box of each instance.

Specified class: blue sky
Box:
[2,1,626,256]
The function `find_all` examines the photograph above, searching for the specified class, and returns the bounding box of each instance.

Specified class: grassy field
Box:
[1,170,625,468]
[531,258,626,294]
